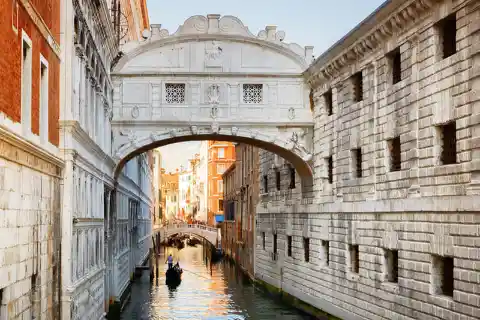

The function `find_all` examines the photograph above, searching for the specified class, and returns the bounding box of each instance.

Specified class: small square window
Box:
[165,83,185,104]
[351,72,363,102]
[431,255,454,297]
[438,122,457,165]
[387,137,401,171]
[384,249,399,283]
[388,47,402,85]
[438,13,457,59]
[243,84,263,104]
[349,244,359,273]
[324,89,333,116]
[287,236,292,257]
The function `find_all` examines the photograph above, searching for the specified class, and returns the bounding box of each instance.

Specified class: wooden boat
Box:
[165,266,183,286]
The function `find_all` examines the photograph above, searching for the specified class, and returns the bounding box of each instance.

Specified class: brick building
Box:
[0,0,63,319]
[207,141,235,226]
[256,1,480,319]
[221,144,259,279]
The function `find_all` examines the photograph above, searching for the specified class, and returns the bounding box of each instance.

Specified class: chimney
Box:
[151,24,162,37]
[266,25,277,41]
[305,46,314,64]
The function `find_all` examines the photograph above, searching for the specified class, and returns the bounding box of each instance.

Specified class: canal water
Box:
[120,244,311,320]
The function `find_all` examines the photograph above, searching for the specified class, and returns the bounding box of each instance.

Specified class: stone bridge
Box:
[110,14,315,193]
[154,223,219,246]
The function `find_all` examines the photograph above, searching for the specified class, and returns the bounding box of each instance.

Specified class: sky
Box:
[148,0,386,171]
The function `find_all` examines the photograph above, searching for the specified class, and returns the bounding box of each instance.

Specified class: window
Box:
[275,170,281,191]
[289,166,296,189]
[438,13,457,59]
[243,84,263,104]
[351,71,363,102]
[327,156,333,184]
[262,232,266,250]
[217,180,223,193]
[217,148,225,158]
[388,47,402,85]
[263,175,268,193]
[39,58,48,142]
[324,89,333,115]
[387,137,401,171]
[351,148,362,178]
[218,199,224,211]
[384,249,398,283]
[303,237,310,262]
[217,163,226,174]
[322,240,330,266]
[349,244,360,273]
[431,255,454,297]
[165,83,185,104]
[21,32,32,134]
[287,236,292,257]
[273,234,277,254]
[437,122,457,165]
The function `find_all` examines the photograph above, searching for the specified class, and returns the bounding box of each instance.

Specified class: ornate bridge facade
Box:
[110,14,315,190]
[155,223,219,245]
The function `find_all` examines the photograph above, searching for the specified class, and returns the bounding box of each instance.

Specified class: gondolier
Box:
[166,254,173,269]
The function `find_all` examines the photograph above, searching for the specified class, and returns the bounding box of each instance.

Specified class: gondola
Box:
[165,266,183,286]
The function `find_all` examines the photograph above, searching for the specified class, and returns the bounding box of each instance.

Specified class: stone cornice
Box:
[304,0,439,88]
[60,120,116,168]
[0,125,64,172]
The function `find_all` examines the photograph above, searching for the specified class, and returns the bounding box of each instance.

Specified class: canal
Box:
[120,244,311,319]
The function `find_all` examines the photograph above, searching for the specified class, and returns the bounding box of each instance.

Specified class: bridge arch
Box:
[157,224,219,246]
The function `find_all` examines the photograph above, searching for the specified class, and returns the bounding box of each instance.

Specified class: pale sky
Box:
[148,0,386,171]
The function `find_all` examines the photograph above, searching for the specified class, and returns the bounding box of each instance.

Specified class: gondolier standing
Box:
[166,254,173,269]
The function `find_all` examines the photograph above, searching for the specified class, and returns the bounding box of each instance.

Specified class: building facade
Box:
[178,166,192,220]
[161,170,179,220]
[196,141,209,222]
[256,1,480,319]
[59,0,154,319]
[152,149,162,223]
[221,144,259,278]
[207,141,236,225]
[0,0,63,318]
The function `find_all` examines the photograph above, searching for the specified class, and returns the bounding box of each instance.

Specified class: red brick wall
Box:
[0,0,60,146]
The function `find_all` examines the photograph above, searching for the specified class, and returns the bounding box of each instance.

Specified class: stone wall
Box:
[0,130,63,319]
[256,0,480,319]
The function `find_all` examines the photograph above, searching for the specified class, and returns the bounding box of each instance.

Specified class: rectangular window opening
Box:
[243,84,263,104]
[273,233,277,260]
[352,148,362,178]
[40,60,48,142]
[438,13,457,59]
[352,72,363,102]
[22,36,32,133]
[287,235,292,257]
[262,232,265,250]
[275,170,281,191]
[439,122,457,165]
[387,136,401,172]
[263,175,268,193]
[349,244,359,274]
[432,255,454,297]
[385,249,398,283]
[327,156,333,184]
[218,199,224,211]
[322,240,330,266]
[388,47,402,85]
[165,83,186,104]
[324,89,333,115]
[289,166,295,189]
[303,237,310,262]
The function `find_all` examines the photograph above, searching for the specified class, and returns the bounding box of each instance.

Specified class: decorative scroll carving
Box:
[131,106,139,118]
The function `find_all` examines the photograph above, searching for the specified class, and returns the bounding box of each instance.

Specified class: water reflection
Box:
[121,244,310,320]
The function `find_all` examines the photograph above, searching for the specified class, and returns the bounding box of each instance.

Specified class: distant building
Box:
[196,141,209,222]
[152,149,162,223]
[178,166,192,220]
[161,169,179,220]
[221,144,259,278]
[207,141,235,225]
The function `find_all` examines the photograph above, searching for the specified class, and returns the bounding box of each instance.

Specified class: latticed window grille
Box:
[165,83,185,103]
[242,84,263,104]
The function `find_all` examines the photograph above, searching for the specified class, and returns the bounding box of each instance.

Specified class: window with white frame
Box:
[165,83,185,103]
[217,180,223,193]
[217,163,226,174]
[21,31,32,134]
[39,57,49,143]
[217,148,225,158]
[242,84,263,104]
